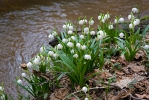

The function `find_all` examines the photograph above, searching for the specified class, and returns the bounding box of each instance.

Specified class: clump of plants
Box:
[1,7,149,100]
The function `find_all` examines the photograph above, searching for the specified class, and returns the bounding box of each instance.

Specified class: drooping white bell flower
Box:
[33,57,40,65]
[68,25,73,30]
[80,35,84,39]
[119,17,124,23]
[67,42,74,47]
[63,24,67,29]
[21,73,26,77]
[84,54,91,60]
[48,34,54,39]
[132,7,139,13]
[133,20,138,26]
[27,62,32,68]
[84,27,89,34]
[71,49,74,54]
[81,45,86,50]
[71,36,76,41]
[52,31,57,36]
[97,30,104,35]
[143,45,149,49]
[89,20,94,25]
[129,23,133,29]
[90,31,96,35]
[135,19,140,25]
[102,18,105,23]
[0,86,3,91]
[128,14,133,20]
[17,79,22,84]
[76,43,81,48]
[104,13,110,20]
[68,30,73,34]
[79,20,84,25]
[83,19,88,23]
[40,46,45,53]
[57,44,63,49]
[108,24,113,30]
[73,54,78,58]
[114,19,118,24]
[48,51,54,56]
[53,53,58,59]
[119,32,124,38]
[84,97,89,100]
[62,38,68,43]
[98,15,101,20]
[81,86,88,93]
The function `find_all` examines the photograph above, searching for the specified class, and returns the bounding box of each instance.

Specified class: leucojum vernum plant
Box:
[0,7,149,100]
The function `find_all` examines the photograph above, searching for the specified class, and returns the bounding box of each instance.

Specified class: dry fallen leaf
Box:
[115,77,133,88]
[135,94,149,99]
[127,63,145,72]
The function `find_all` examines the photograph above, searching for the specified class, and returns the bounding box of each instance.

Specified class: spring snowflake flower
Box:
[63,24,67,29]
[104,13,110,20]
[76,43,81,48]
[17,79,22,84]
[119,32,124,38]
[48,51,54,56]
[67,42,74,47]
[48,34,54,39]
[90,31,96,35]
[81,45,86,50]
[33,57,40,65]
[40,46,45,53]
[143,45,149,49]
[84,54,91,60]
[71,36,76,41]
[119,17,124,23]
[108,24,113,30]
[132,7,139,13]
[71,49,74,54]
[27,62,32,68]
[53,53,58,59]
[21,73,26,77]
[82,86,88,93]
[80,35,84,39]
[135,19,140,25]
[114,19,118,24]
[62,38,68,43]
[52,31,57,36]
[102,18,105,23]
[57,44,63,49]
[68,25,73,30]
[84,27,89,34]
[68,30,73,34]
[0,86,3,91]
[133,20,138,26]
[73,54,78,58]
[129,23,133,29]
[98,15,101,20]
[83,19,88,23]
[97,35,103,40]
[128,14,134,20]
[89,20,94,25]
[97,30,104,35]
[84,97,89,100]
[79,20,84,25]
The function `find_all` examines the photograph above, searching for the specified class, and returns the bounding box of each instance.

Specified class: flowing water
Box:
[0,0,149,98]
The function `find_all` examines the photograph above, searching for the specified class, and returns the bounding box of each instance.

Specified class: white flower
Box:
[73,54,78,58]
[17,79,22,84]
[52,31,57,36]
[53,53,58,58]
[119,17,124,23]
[114,19,118,24]
[133,20,138,26]
[97,30,104,35]
[79,20,84,25]
[84,54,91,60]
[119,32,124,38]
[128,14,133,20]
[108,24,113,30]
[143,45,149,49]
[40,46,45,53]
[21,73,26,77]
[84,27,89,34]
[84,97,89,100]
[104,14,110,20]
[82,86,88,93]
[81,45,86,50]
[80,35,84,39]
[63,24,67,29]
[67,42,74,47]
[68,30,73,34]
[71,36,76,41]
[89,20,94,25]
[83,19,88,23]
[62,38,68,43]
[102,18,105,23]
[48,34,54,39]
[76,43,81,48]
[98,15,101,20]
[57,44,63,49]
[90,31,96,35]
[33,58,40,65]
[27,62,32,68]
[132,7,139,13]
[48,51,54,56]
[71,49,74,54]
[0,86,3,91]
[97,35,103,39]
[129,23,133,29]
[135,19,140,25]
[68,26,73,30]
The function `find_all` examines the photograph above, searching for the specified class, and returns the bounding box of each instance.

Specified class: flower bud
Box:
[21,73,26,77]
[80,35,84,39]
[132,7,139,13]
[73,54,78,58]
[84,54,91,60]
[57,44,63,49]
[27,62,32,68]
[81,86,88,93]
[17,79,22,84]
[119,18,124,23]
[84,97,89,100]
[119,32,124,38]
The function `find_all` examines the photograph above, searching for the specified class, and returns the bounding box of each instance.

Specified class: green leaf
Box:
[142,24,149,35]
